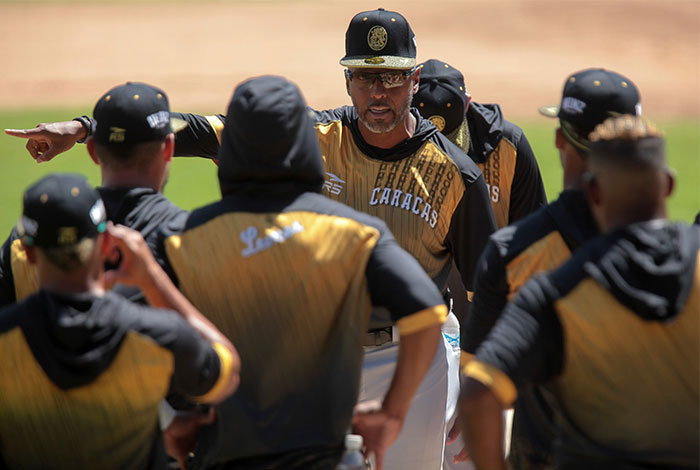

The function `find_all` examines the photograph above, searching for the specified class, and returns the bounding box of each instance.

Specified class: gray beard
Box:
[356,91,413,135]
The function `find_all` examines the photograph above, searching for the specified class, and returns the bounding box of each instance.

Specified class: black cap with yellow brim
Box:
[340,8,416,70]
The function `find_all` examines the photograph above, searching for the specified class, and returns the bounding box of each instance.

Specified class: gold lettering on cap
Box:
[429,115,446,132]
[368,25,388,51]
[40,193,48,204]
[109,127,126,143]
[365,57,385,64]
[71,187,80,197]
[57,227,77,245]
[133,94,140,100]
[593,80,601,86]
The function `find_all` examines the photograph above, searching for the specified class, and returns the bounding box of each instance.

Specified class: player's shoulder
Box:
[489,203,559,261]
[285,192,392,238]
[310,106,355,126]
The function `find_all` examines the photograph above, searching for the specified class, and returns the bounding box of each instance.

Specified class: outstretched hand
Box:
[352,400,404,470]
[5,120,86,162]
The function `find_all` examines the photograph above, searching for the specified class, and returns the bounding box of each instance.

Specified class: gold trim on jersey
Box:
[205,115,225,144]
[506,231,571,299]
[477,138,517,229]
[0,328,173,468]
[11,238,38,301]
[554,263,700,461]
[315,120,466,286]
[396,304,448,335]
[464,359,518,407]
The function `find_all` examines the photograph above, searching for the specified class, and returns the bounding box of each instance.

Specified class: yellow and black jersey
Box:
[153,190,447,466]
[0,187,186,306]
[0,290,229,469]
[172,109,497,295]
[466,102,547,229]
[465,190,598,354]
[466,221,700,469]
[465,189,598,469]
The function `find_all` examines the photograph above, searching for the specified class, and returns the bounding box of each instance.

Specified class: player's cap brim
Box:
[538,104,560,118]
[171,117,188,133]
[340,56,416,69]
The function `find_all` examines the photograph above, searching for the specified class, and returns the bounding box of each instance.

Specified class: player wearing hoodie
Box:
[460,115,699,469]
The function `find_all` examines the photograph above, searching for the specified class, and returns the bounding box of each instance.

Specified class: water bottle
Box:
[336,434,366,470]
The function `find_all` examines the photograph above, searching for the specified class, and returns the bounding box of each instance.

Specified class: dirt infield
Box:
[0,1,698,118]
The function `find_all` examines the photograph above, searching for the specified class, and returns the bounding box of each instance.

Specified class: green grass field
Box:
[0,108,697,237]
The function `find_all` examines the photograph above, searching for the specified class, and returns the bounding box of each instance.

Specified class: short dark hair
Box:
[95,139,165,170]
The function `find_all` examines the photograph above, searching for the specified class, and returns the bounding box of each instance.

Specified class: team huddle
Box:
[0,7,698,470]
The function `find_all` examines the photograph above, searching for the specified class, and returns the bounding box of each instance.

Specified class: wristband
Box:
[72,115,93,144]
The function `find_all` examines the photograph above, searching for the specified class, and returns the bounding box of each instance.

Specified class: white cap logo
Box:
[562,97,586,115]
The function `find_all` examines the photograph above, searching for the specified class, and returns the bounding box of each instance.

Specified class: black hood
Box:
[584,221,699,322]
[217,76,325,198]
[19,291,129,389]
[466,102,506,163]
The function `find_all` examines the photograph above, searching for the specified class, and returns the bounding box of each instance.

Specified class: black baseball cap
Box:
[93,82,186,146]
[18,173,107,248]
[415,59,469,135]
[340,8,416,69]
[539,68,641,152]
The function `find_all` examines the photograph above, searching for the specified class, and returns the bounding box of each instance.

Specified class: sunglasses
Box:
[345,68,418,89]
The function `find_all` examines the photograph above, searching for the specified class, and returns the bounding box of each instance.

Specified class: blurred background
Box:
[0,0,697,234]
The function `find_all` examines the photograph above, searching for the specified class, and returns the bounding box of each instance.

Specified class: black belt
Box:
[364,327,393,347]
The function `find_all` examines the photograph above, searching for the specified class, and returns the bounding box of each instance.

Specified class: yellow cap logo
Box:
[429,115,446,132]
[109,127,126,143]
[367,25,388,51]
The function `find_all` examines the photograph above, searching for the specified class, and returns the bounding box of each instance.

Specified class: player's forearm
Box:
[382,323,441,419]
[460,379,507,470]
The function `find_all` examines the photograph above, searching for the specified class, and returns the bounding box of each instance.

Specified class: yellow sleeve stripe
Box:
[463,360,518,407]
[397,304,448,335]
[467,290,474,302]
[460,350,474,367]
[205,115,225,144]
[191,342,234,403]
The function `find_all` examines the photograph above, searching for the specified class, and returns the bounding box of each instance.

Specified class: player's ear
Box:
[162,133,175,163]
[22,243,36,265]
[86,137,100,165]
[411,67,420,95]
[664,167,675,198]
[583,171,601,207]
[555,128,566,150]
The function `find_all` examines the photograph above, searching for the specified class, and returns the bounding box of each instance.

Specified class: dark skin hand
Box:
[163,408,217,469]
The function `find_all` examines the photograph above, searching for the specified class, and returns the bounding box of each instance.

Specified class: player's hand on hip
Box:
[446,419,471,462]
[352,400,404,470]
[5,120,85,162]
[164,407,217,470]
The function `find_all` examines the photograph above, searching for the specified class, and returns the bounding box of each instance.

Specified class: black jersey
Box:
[467,221,700,469]
[0,187,186,306]
[465,102,547,229]
[465,189,599,469]
[156,79,447,468]
[0,290,230,469]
